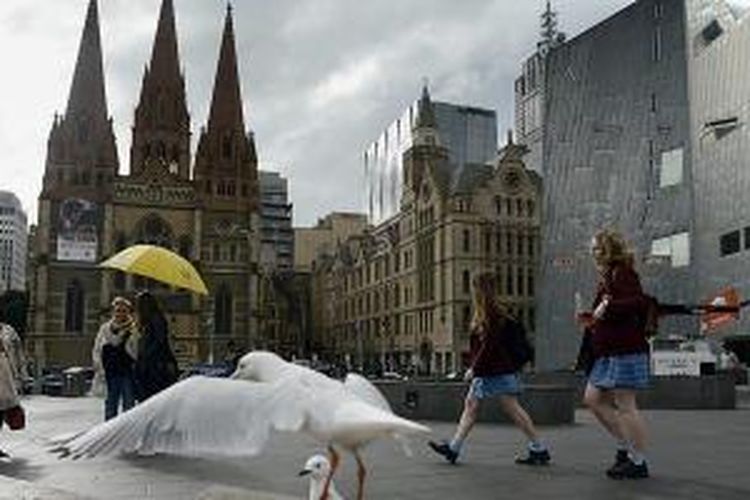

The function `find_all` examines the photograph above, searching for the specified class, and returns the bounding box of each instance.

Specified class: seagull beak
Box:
[229,370,240,379]
[298,469,312,477]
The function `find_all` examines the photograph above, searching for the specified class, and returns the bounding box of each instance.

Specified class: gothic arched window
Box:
[178,235,192,259]
[113,233,128,290]
[214,285,233,335]
[136,214,173,249]
[222,136,233,159]
[64,280,85,333]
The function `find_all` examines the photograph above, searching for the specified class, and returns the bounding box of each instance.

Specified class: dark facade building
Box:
[259,171,294,272]
[536,0,750,370]
[29,0,261,367]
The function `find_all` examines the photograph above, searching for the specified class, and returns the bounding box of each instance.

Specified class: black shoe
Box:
[0,449,9,459]
[606,449,630,476]
[607,458,649,480]
[515,448,551,466]
[428,440,459,464]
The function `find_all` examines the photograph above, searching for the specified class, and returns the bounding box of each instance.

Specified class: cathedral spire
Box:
[43,0,118,199]
[130,0,190,179]
[65,0,108,124]
[207,4,246,133]
[148,0,181,84]
[194,4,258,212]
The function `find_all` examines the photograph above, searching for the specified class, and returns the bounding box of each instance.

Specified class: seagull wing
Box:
[51,376,313,459]
[343,373,393,413]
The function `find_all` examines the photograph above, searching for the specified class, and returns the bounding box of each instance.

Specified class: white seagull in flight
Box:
[52,351,429,500]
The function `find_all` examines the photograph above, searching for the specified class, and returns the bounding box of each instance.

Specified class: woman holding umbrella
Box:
[133,292,179,401]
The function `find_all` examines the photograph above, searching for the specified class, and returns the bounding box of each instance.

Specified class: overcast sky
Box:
[1,0,731,226]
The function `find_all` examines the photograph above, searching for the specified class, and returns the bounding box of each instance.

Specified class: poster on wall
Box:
[56,198,99,262]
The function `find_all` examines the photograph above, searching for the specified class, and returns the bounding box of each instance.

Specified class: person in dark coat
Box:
[429,272,550,465]
[133,291,178,402]
[577,229,651,479]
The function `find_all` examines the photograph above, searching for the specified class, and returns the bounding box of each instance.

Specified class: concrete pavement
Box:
[0,395,749,499]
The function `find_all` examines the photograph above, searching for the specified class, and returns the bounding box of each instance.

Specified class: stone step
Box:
[737,384,750,408]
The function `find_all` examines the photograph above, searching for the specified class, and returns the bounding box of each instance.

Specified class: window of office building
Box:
[659,148,683,188]
[653,26,662,62]
[651,232,690,267]
[704,117,739,140]
[701,19,723,46]
[721,230,741,256]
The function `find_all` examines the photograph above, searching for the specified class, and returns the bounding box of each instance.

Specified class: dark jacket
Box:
[470,311,530,376]
[134,316,178,401]
[101,342,134,378]
[590,263,649,359]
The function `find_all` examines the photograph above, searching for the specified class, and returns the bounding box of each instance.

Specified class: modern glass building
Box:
[364,96,498,225]
[537,0,750,370]
[0,191,28,291]
[259,171,294,271]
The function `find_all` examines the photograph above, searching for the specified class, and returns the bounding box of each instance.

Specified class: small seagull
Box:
[299,454,344,500]
[51,351,429,500]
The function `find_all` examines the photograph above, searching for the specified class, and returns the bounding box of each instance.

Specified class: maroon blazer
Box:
[590,263,649,359]
[469,310,518,376]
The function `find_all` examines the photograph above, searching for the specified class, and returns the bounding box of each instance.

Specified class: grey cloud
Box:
[2,0,636,224]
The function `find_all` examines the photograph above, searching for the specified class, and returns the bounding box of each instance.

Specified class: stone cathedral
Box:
[29,0,261,368]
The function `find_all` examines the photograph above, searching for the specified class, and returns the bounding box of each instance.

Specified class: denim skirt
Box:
[468,373,522,400]
[589,353,650,390]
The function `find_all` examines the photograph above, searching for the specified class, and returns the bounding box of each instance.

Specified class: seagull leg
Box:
[354,450,367,500]
[320,445,340,500]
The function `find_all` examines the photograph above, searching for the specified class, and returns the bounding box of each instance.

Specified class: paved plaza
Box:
[0,395,749,499]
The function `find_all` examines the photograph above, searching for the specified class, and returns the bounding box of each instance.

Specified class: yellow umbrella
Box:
[99,244,208,295]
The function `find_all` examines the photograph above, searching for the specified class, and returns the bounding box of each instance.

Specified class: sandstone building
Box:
[312,88,541,375]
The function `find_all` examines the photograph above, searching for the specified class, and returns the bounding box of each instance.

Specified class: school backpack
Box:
[507,319,534,368]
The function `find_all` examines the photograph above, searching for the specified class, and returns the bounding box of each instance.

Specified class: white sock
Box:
[449,437,464,453]
[528,440,546,452]
[630,450,646,465]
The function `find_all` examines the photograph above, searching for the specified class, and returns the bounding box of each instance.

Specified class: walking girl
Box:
[577,229,650,479]
[429,272,550,465]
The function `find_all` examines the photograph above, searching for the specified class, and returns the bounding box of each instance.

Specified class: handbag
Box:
[574,328,595,375]
[4,404,25,430]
